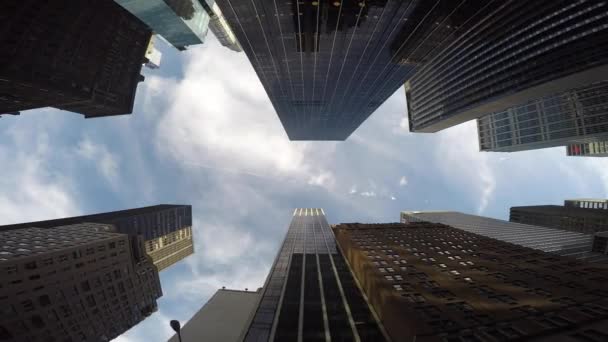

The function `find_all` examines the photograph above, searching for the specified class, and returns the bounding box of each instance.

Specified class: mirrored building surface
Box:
[114,0,210,50]
[214,0,488,140]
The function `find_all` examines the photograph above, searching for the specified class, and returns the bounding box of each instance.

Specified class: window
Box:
[25,261,37,270]
[38,295,50,307]
[384,275,394,281]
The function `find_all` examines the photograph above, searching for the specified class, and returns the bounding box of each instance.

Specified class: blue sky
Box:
[1,35,607,341]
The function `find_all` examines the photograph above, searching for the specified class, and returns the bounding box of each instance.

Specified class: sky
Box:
[1,34,607,341]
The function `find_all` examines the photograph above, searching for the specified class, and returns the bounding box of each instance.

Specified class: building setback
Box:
[567,141,608,157]
[214,0,489,140]
[401,211,608,263]
[333,221,608,341]
[0,205,194,272]
[406,0,608,133]
[0,0,151,118]
[477,82,608,152]
[0,223,162,342]
[114,0,210,50]
[242,208,386,341]
[510,204,608,235]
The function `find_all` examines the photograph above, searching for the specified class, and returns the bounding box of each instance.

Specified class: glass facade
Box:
[406,0,608,133]
[214,0,486,140]
[244,208,385,341]
[477,81,608,152]
[114,0,210,50]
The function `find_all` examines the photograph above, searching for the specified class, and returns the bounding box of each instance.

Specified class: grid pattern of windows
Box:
[0,0,151,117]
[0,224,162,342]
[566,199,608,209]
[401,211,608,263]
[568,141,608,157]
[146,226,194,271]
[510,205,608,235]
[477,81,608,152]
[333,222,608,341]
[244,208,386,341]
[406,0,608,133]
[214,0,487,140]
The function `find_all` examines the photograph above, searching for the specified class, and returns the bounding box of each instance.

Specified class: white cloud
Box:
[153,38,336,190]
[433,121,496,214]
[349,185,358,194]
[391,196,397,201]
[399,176,408,187]
[0,127,79,224]
[76,137,120,188]
[360,191,376,197]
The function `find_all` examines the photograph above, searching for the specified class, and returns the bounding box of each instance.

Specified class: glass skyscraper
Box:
[114,0,210,50]
[214,0,488,140]
[567,141,608,157]
[477,82,608,152]
[406,0,608,133]
[243,208,386,341]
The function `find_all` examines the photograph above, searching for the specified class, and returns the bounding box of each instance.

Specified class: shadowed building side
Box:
[0,0,151,118]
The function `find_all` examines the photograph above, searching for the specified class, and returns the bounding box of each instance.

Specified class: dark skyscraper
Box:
[0,223,162,342]
[0,205,194,271]
[214,0,488,140]
[477,82,608,153]
[566,198,608,210]
[406,0,608,133]
[243,208,386,341]
[510,203,608,235]
[0,0,151,118]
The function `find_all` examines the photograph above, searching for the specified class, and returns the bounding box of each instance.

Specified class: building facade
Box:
[333,221,608,341]
[567,141,608,157]
[401,211,608,263]
[477,82,608,152]
[242,208,386,341]
[566,199,608,210]
[114,0,210,50]
[406,0,608,133]
[0,205,194,271]
[510,204,608,235]
[0,0,151,118]
[214,0,488,140]
[168,289,260,342]
[0,223,162,342]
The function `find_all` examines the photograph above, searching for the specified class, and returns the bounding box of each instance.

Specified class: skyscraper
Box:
[114,0,211,51]
[406,0,608,133]
[0,0,152,118]
[214,0,489,140]
[510,203,608,235]
[243,208,386,341]
[0,223,162,342]
[567,141,608,157]
[0,205,194,271]
[333,221,608,341]
[476,82,608,152]
[401,211,608,263]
